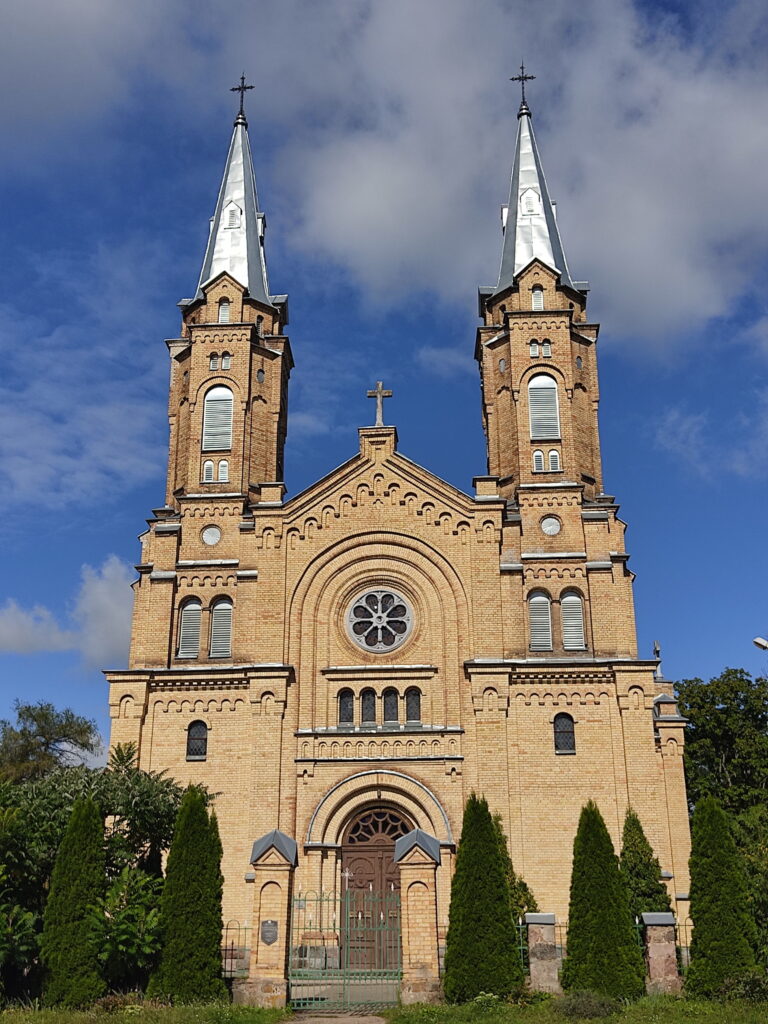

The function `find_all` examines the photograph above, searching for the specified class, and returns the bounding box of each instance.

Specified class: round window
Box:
[346,589,413,652]
[201,525,221,546]
[540,516,561,536]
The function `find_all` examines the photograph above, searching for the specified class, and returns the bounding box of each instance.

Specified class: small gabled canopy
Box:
[250,829,298,867]
[195,111,274,308]
[394,828,441,865]
[494,101,576,296]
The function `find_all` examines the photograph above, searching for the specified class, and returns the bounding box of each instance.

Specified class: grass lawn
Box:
[0,1008,288,1024]
[387,994,768,1023]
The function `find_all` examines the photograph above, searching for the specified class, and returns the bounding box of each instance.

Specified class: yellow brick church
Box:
[106,81,691,1005]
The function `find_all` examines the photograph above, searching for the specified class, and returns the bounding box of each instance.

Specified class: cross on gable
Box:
[366,380,393,427]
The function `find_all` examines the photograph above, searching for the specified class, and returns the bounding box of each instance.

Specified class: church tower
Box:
[107,80,691,1009]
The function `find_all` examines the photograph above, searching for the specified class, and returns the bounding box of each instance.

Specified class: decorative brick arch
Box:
[306,770,454,847]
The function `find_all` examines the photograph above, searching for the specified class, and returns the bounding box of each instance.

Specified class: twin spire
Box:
[194,72,578,307]
[494,67,577,296]
[195,77,273,307]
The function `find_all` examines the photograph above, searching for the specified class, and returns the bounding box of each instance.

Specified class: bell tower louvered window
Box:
[548,449,561,471]
[528,592,553,651]
[218,298,230,323]
[177,600,202,659]
[528,374,560,440]
[186,720,208,760]
[532,286,544,311]
[562,592,586,650]
[202,386,233,451]
[533,449,545,472]
[202,460,214,482]
[209,599,233,658]
[217,459,229,482]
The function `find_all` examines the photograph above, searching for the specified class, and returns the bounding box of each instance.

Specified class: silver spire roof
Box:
[195,111,273,306]
[494,103,576,295]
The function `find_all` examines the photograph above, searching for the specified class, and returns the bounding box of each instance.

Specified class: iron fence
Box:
[221,920,250,978]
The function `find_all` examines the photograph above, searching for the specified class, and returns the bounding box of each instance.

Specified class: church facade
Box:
[106,88,691,1002]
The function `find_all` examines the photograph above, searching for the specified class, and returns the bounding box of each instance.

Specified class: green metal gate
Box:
[288,890,402,1010]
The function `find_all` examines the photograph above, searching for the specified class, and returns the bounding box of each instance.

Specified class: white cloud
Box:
[0,556,133,668]
[415,346,475,380]
[0,601,76,655]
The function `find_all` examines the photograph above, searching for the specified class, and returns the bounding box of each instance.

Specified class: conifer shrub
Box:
[492,814,539,921]
[619,808,672,920]
[443,794,524,1002]
[561,801,645,1000]
[40,797,106,1007]
[686,795,757,998]
[148,789,227,1002]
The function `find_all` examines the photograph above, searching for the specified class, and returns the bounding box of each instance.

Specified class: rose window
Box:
[346,589,413,652]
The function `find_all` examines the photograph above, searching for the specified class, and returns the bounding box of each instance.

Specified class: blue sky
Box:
[1,0,767,744]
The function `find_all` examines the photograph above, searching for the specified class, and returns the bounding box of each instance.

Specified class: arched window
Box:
[561,592,586,650]
[256,315,264,337]
[576,356,583,370]
[177,599,202,659]
[209,353,219,370]
[202,386,233,450]
[202,459,214,482]
[338,689,354,726]
[528,591,552,651]
[361,688,376,724]
[186,720,208,760]
[532,286,544,311]
[209,599,233,658]
[529,339,539,357]
[383,688,399,723]
[532,449,545,472]
[528,374,560,440]
[217,459,229,482]
[542,340,552,357]
[218,298,230,324]
[554,713,576,753]
[548,449,561,471]
[405,687,421,723]
[221,352,231,370]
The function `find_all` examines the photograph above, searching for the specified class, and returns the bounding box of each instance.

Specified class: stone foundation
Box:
[400,973,443,1004]
[232,976,287,1007]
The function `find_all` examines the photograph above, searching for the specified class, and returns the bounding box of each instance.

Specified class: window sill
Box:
[555,750,576,756]
[186,755,207,762]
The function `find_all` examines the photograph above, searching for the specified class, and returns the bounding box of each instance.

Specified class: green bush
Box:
[89,867,162,991]
[493,814,539,921]
[620,808,672,919]
[561,801,645,1000]
[686,796,756,998]
[443,793,524,1002]
[555,989,621,1018]
[40,797,106,1007]
[148,789,227,1003]
[716,968,768,1002]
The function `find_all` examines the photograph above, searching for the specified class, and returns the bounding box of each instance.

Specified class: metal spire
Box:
[194,77,273,306]
[493,69,576,295]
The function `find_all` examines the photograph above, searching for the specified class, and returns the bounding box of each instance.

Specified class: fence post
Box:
[394,829,442,1004]
[525,913,563,995]
[641,912,682,995]
[233,830,297,1007]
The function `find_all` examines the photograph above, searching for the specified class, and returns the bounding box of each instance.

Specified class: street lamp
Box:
[753,637,768,651]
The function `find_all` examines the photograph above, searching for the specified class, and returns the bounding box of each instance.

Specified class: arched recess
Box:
[306,769,454,847]
[285,530,471,673]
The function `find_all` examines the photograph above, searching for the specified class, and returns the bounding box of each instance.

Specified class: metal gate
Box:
[288,889,402,1010]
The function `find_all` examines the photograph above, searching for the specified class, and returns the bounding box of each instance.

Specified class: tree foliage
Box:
[492,814,539,920]
[88,867,162,992]
[443,794,524,1002]
[0,701,101,783]
[148,789,227,1002]
[732,804,768,965]
[619,808,672,920]
[40,798,106,1007]
[561,801,645,1000]
[676,669,768,815]
[686,796,756,997]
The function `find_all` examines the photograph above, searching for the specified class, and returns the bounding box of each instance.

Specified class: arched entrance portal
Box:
[341,807,412,896]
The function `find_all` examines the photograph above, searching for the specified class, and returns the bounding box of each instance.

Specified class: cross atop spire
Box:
[230,73,255,125]
[510,61,535,117]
